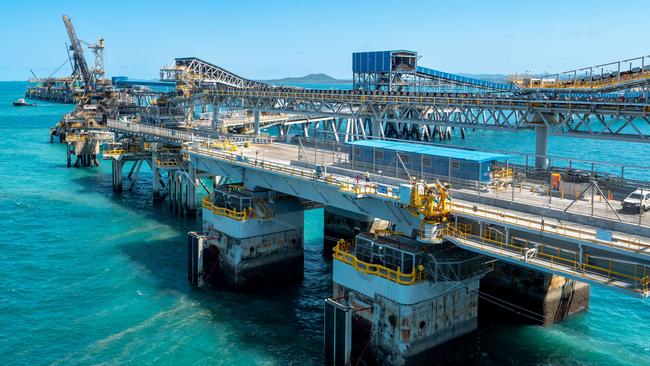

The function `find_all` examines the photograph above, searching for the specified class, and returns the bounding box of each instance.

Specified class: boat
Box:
[13,98,36,107]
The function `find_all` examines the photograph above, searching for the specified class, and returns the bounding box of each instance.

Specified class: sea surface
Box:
[0,81,649,365]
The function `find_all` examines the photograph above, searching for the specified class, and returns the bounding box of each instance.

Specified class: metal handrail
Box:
[332,240,425,285]
[443,223,649,295]
[210,88,650,111]
[451,201,650,253]
[202,196,247,221]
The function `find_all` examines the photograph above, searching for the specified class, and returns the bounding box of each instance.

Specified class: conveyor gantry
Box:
[107,121,650,298]
[203,88,650,143]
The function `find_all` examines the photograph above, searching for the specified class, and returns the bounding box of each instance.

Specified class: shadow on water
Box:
[69,172,331,364]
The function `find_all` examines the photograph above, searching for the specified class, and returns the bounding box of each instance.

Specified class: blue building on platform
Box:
[347,140,508,183]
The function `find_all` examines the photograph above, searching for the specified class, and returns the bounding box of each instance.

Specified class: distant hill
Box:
[459,74,509,83]
[261,73,351,84]
[262,72,509,85]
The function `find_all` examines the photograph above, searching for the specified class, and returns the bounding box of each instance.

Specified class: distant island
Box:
[260,73,352,84]
[260,72,509,85]
[459,74,509,83]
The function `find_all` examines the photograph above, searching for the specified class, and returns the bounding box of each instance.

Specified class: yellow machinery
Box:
[410,180,451,223]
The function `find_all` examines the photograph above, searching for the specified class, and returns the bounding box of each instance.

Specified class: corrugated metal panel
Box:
[383,51,391,72]
[350,143,492,182]
[416,66,513,91]
[347,140,507,163]
[353,51,398,73]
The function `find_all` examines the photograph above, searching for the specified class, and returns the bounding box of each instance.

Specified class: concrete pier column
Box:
[186,169,197,218]
[371,118,382,138]
[331,235,485,365]
[188,232,206,288]
[168,172,176,212]
[152,165,163,202]
[480,263,590,325]
[111,159,123,192]
[253,109,261,135]
[66,144,72,168]
[152,147,164,203]
[180,173,187,217]
[200,187,305,289]
[176,172,183,215]
[211,104,220,131]
[535,124,549,171]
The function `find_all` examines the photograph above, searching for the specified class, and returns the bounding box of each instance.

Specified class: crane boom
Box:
[62,15,93,91]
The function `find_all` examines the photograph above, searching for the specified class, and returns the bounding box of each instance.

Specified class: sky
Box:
[1,0,648,81]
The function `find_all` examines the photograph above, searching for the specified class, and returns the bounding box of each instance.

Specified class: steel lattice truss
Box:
[200,89,650,142]
[160,57,268,90]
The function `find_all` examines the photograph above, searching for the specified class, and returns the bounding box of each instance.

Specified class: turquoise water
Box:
[435,128,650,181]
[0,81,649,365]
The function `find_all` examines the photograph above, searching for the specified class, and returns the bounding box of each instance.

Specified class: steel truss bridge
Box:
[513,55,650,93]
[150,54,650,150]
[193,88,650,143]
[160,57,267,92]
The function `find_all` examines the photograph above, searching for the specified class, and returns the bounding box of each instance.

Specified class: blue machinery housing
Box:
[347,140,508,182]
[352,50,515,92]
[352,50,415,73]
[111,76,176,92]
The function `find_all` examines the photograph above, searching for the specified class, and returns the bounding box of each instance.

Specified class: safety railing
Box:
[210,88,650,113]
[107,120,275,145]
[64,134,89,142]
[186,140,650,254]
[155,159,179,168]
[450,201,650,254]
[185,145,403,202]
[443,223,650,295]
[108,120,195,141]
[523,70,650,91]
[332,240,425,286]
[102,149,126,155]
[197,140,238,152]
[202,196,247,221]
[491,168,514,180]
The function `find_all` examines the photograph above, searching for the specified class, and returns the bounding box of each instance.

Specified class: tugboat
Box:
[13,98,36,107]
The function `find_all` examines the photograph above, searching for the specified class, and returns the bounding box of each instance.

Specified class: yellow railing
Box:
[155,159,179,167]
[186,143,650,268]
[517,70,650,90]
[202,196,247,221]
[443,223,650,295]
[491,168,513,179]
[450,201,650,254]
[332,240,425,285]
[65,134,88,142]
[103,149,126,155]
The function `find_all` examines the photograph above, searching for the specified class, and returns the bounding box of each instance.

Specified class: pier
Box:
[35,16,650,365]
[106,119,649,364]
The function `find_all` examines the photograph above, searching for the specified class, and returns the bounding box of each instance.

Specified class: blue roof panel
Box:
[347,140,508,163]
[416,66,514,91]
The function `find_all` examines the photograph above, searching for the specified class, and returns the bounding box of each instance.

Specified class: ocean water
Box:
[0,81,649,366]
